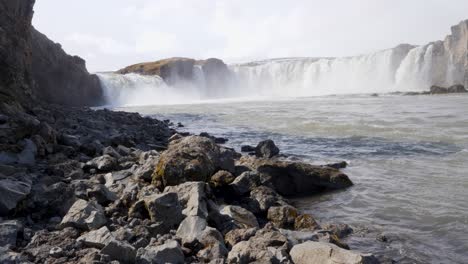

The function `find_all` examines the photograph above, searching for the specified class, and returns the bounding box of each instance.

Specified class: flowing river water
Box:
[114,93,468,263]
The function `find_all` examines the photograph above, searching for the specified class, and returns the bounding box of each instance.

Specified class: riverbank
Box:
[0,103,382,263]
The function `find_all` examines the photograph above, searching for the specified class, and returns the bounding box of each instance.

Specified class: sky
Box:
[33,0,468,73]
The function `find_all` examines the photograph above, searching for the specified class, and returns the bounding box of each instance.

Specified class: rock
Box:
[101,239,136,263]
[77,226,113,249]
[152,136,235,188]
[87,184,117,205]
[289,241,379,264]
[240,157,353,196]
[136,240,184,264]
[210,170,235,188]
[197,227,229,261]
[255,139,279,158]
[325,161,348,169]
[229,171,260,196]
[164,181,210,218]
[0,178,32,215]
[220,205,259,229]
[267,205,298,229]
[85,154,118,172]
[321,223,353,239]
[0,246,22,263]
[133,156,158,182]
[176,216,207,246]
[58,199,106,230]
[0,220,21,248]
[49,246,63,258]
[294,214,320,231]
[227,227,290,264]
[249,186,289,213]
[143,192,183,228]
[224,228,258,248]
[240,145,256,152]
[430,84,467,94]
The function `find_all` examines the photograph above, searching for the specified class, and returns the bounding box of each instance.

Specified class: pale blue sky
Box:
[33,0,468,72]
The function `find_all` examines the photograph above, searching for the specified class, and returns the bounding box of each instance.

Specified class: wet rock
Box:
[210,170,235,188]
[321,223,353,239]
[220,205,259,229]
[255,139,279,158]
[249,186,289,213]
[77,226,113,249]
[136,240,184,264]
[200,132,228,144]
[430,84,467,94]
[325,161,348,169]
[224,228,258,248]
[85,154,118,172]
[290,241,379,264]
[152,136,235,188]
[164,181,210,218]
[101,239,136,263]
[0,220,21,248]
[58,199,106,230]
[229,171,260,196]
[240,145,256,152]
[267,205,298,229]
[295,214,320,231]
[240,157,353,196]
[0,178,32,215]
[143,192,183,228]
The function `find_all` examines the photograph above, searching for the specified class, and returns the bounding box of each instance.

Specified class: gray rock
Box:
[267,205,298,229]
[143,192,183,228]
[49,246,63,258]
[229,171,260,196]
[77,226,113,249]
[58,199,106,230]
[0,220,21,248]
[87,184,117,205]
[224,228,258,248]
[255,139,279,158]
[86,154,118,172]
[0,246,22,263]
[176,216,207,246]
[250,186,288,213]
[102,146,121,158]
[164,181,210,218]
[220,205,259,229]
[0,178,32,215]
[136,240,184,264]
[101,239,136,263]
[210,170,235,188]
[289,241,379,264]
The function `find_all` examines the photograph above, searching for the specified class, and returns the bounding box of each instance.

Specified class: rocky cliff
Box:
[0,0,103,108]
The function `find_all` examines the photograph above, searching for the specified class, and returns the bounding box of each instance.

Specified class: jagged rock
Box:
[220,205,259,229]
[101,239,136,263]
[0,246,22,264]
[229,171,260,196]
[267,205,298,229]
[224,228,258,248]
[227,227,291,264]
[255,139,280,158]
[58,199,106,230]
[176,216,207,246]
[289,241,379,264]
[136,240,184,264]
[85,154,118,172]
[0,220,21,248]
[77,226,113,249]
[249,186,289,213]
[143,192,183,228]
[197,227,229,262]
[152,136,235,188]
[0,178,32,215]
[295,214,320,231]
[210,170,235,188]
[321,223,354,239]
[87,184,117,205]
[240,156,353,196]
[164,181,210,218]
[24,227,80,263]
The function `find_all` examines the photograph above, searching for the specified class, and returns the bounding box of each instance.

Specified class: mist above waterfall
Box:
[98,39,465,106]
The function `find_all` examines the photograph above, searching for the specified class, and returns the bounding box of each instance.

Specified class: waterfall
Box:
[98,44,459,106]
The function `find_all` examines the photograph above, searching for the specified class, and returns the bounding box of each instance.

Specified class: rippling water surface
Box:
[116,94,468,263]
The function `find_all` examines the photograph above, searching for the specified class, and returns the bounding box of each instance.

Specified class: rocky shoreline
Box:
[0,103,383,264]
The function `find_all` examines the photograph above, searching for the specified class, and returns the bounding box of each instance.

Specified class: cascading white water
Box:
[97,44,459,106]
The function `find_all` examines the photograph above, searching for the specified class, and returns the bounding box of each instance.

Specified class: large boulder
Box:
[77,226,113,249]
[143,192,183,228]
[289,241,379,264]
[101,239,136,263]
[255,139,280,158]
[58,199,106,230]
[239,157,353,196]
[152,136,235,189]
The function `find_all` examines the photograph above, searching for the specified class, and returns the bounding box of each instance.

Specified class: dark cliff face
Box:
[30,28,104,106]
[0,0,36,107]
[0,0,104,108]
